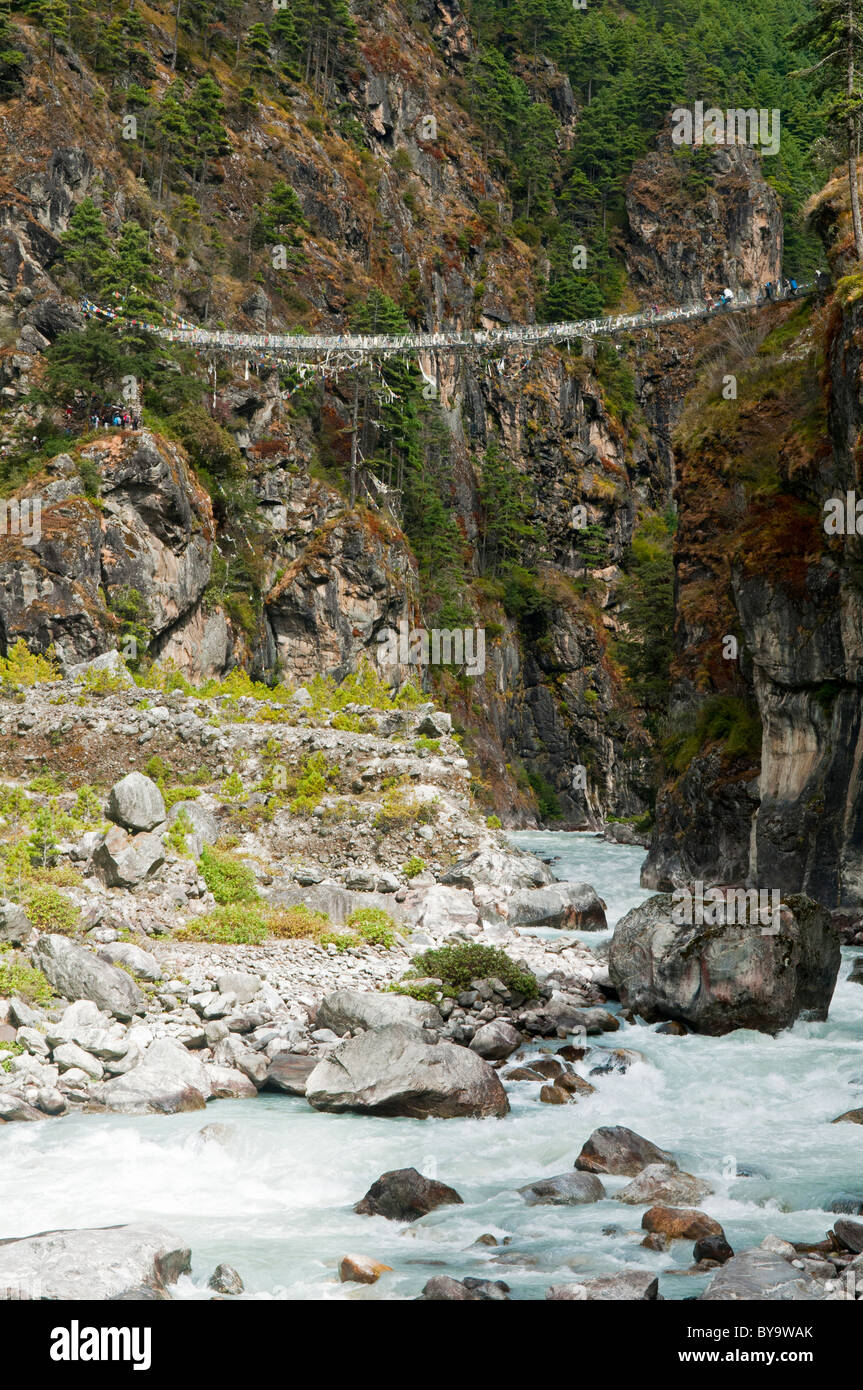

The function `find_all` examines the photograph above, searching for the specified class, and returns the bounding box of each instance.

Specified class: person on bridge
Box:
[765,281,774,301]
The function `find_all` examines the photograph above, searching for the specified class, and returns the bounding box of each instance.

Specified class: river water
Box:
[1,832,861,1300]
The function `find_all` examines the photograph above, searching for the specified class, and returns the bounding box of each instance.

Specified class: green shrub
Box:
[407,943,538,999]
[402,855,426,878]
[414,735,440,754]
[175,903,268,944]
[266,904,332,940]
[197,845,259,904]
[0,640,59,688]
[486,814,502,829]
[373,788,437,831]
[346,907,399,948]
[289,751,337,815]
[24,885,80,936]
[0,951,53,1005]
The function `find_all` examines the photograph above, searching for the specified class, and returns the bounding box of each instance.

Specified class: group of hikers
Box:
[759,277,800,303]
[63,401,140,432]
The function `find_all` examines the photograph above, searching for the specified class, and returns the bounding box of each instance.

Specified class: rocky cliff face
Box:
[643,263,863,910]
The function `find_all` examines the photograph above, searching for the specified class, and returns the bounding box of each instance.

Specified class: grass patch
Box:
[24,885,81,936]
[346,907,399,948]
[198,845,259,904]
[0,950,53,1005]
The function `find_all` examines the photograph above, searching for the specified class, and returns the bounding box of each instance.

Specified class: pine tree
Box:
[792,0,863,259]
[60,198,111,292]
[186,73,231,191]
[254,180,309,245]
[0,11,26,96]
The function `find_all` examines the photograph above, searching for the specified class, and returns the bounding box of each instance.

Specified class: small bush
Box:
[266,904,332,940]
[0,1039,25,1071]
[175,903,268,944]
[0,951,53,1005]
[414,735,440,754]
[25,885,80,935]
[373,788,438,831]
[197,845,259,904]
[0,640,59,689]
[486,814,502,829]
[346,907,399,948]
[289,751,337,815]
[407,943,538,1000]
[402,855,426,878]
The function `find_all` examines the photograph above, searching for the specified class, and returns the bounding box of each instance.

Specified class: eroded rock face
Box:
[33,934,146,1021]
[609,893,841,1035]
[0,433,214,666]
[305,1023,510,1118]
[626,133,782,304]
[0,1224,190,1300]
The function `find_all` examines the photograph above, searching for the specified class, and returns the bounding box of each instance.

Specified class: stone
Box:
[99,1038,211,1114]
[106,771,166,832]
[306,1025,509,1119]
[67,650,136,686]
[33,934,145,1020]
[642,1207,723,1240]
[546,1271,660,1300]
[832,1219,863,1254]
[168,800,219,845]
[832,1108,863,1124]
[0,1225,190,1300]
[98,942,161,982]
[403,884,480,936]
[694,1234,734,1264]
[354,1168,463,1221]
[609,892,840,1035]
[206,1065,258,1099]
[0,900,32,946]
[699,1245,823,1301]
[519,1172,606,1206]
[615,1164,714,1207]
[418,1275,510,1300]
[316,989,442,1036]
[539,1083,569,1104]
[0,1093,46,1122]
[505,883,607,931]
[208,1263,244,1295]
[440,846,554,892]
[575,1126,677,1177]
[339,1254,392,1284]
[35,1087,67,1116]
[263,1052,317,1095]
[52,1042,104,1080]
[93,825,165,888]
[217,971,262,1005]
[469,1021,521,1060]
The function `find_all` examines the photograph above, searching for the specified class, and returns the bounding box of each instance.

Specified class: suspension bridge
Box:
[81,284,810,379]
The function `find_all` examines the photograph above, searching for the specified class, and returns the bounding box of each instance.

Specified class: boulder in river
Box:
[469,1020,520,1060]
[832,1218,863,1253]
[339,1254,392,1284]
[0,1224,190,1299]
[520,1172,606,1206]
[546,1271,660,1300]
[615,1163,713,1207]
[354,1167,463,1221]
[316,989,442,1036]
[439,846,554,892]
[642,1207,723,1240]
[418,1275,511,1300]
[33,933,145,1021]
[609,892,840,1035]
[694,1233,735,1264]
[832,1108,863,1124]
[99,1038,210,1114]
[699,1240,823,1300]
[574,1126,677,1177]
[305,1024,510,1118]
[263,1052,317,1095]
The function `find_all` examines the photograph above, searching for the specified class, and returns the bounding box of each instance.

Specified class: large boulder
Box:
[93,825,165,888]
[0,1225,190,1299]
[546,1272,660,1300]
[616,1164,714,1207]
[98,942,161,982]
[354,1168,463,1221]
[106,772,166,833]
[520,1172,606,1206]
[316,990,442,1036]
[167,799,219,845]
[305,1024,510,1118]
[263,1052,317,1095]
[418,1275,511,1301]
[699,1242,824,1300]
[98,1039,210,1114]
[67,649,136,687]
[505,883,607,931]
[609,892,840,1035]
[33,934,145,1021]
[0,900,32,946]
[642,1207,724,1241]
[575,1126,676,1177]
[440,846,554,892]
[403,884,480,936]
[469,1020,521,1060]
